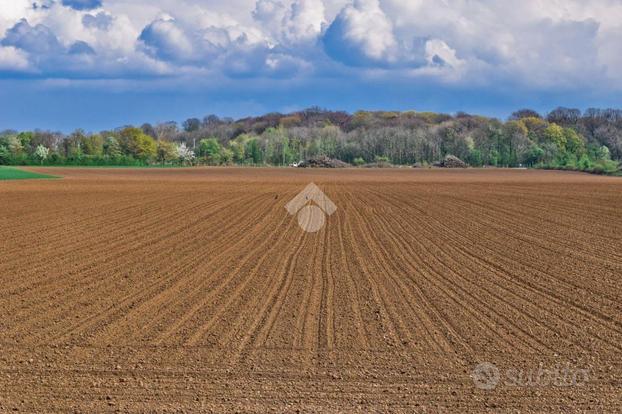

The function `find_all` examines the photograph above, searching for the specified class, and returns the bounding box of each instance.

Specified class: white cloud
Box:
[378,0,622,87]
[285,0,326,42]
[0,0,31,35]
[139,17,198,63]
[253,0,287,38]
[223,45,310,78]
[253,0,325,44]
[425,39,463,69]
[323,0,397,65]
[0,0,620,92]
[0,46,29,70]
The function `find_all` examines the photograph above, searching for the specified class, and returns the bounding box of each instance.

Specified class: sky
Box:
[1,0,622,131]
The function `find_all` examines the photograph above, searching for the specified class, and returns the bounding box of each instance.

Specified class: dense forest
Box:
[1,107,621,174]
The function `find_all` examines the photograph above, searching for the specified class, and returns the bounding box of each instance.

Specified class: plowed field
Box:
[1,167,621,412]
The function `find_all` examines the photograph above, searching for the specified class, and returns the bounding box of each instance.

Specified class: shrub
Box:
[591,160,619,175]
[578,154,592,170]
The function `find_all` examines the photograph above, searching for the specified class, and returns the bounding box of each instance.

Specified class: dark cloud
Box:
[139,19,193,63]
[138,18,222,64]
[82,12,113,30]
[32,1,52,10]
[1,19,63,54]
[222,45,307,79]
[431,55,446,66]
[323,16,371,67]
[61,0,102,11]
[68,41,95,55]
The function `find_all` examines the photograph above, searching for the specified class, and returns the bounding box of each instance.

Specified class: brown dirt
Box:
[1,167,621,413]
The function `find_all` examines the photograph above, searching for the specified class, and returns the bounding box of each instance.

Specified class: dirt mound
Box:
[298,156,349,168]
[434,154,468,168]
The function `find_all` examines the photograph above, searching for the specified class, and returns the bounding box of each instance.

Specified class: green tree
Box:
[467,148,483,166]
[317,125,341,158]
[82,134,104,157]
[156,140,178,164]
[119,127,157,161]
[522,116,548,137]
[597,145,611,161]
[103,136,122,158]
[262,127,292,165]
[229,140,246,164]
[543,124,567,151]
[245,138,263,165]
[489,148,500,166]
[503,120,530,166]
[17,131,33,150]
[0,145,10,164]
[221,148,234,165]
[6,136,24,157]
[198,138,223,164]
[540,142,560,165]
[563,128,585,156]
[524,144,545,166]
[578,154,592,170]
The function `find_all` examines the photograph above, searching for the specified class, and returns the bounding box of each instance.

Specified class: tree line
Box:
[1,107,620,174]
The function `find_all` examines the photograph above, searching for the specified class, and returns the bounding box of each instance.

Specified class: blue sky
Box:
[1,0,622,131]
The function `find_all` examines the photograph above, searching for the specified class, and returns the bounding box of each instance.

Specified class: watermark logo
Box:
[471,362,590,390]
[471,362,501,390]
[285,183,336,233]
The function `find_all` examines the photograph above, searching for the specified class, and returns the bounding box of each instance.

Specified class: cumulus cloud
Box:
[0,0,620,95]
[376,0,615,86]
[253,0,287,32]
[138,16,237,66]
[139,17,199,63]
[285,0,326,42]
[0,46,30,70]
[82,12,113,30]
[506,18,601,87]
[253,0,325,44]
[425,39,463,69]
[1,19,64,55]
[136,10,311,78]
[223,44,310,78]
[323,0,398,66]
[68,40,95,55]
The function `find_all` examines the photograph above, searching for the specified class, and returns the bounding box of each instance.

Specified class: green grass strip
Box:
[0,166,58,180]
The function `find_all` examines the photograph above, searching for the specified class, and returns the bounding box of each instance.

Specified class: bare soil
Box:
[1,167,621,412]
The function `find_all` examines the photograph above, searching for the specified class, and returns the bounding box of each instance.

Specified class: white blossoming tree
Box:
[34,145,50,164]
[178,143,195,165]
